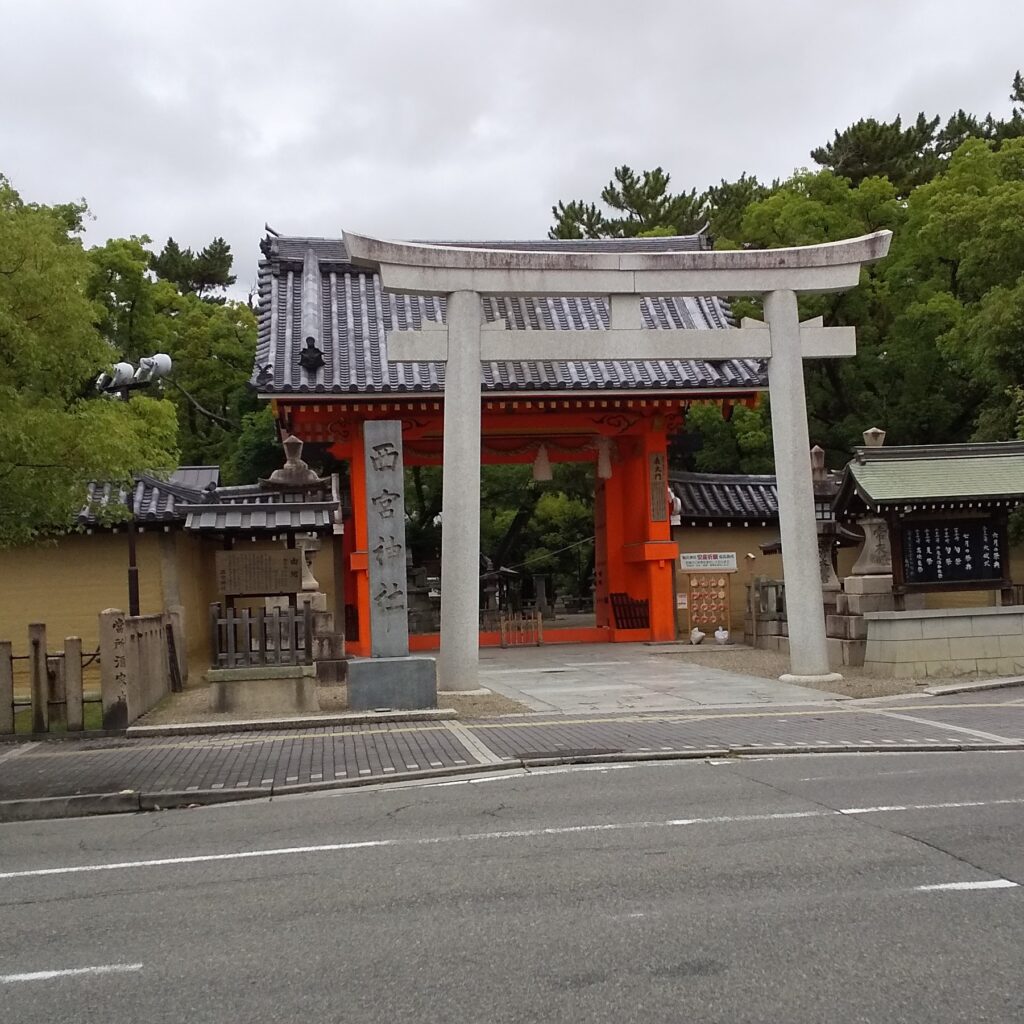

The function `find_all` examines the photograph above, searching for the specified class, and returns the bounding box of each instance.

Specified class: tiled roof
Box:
[835,441,1024,512]
[253,234,766,396]
[182,503,336,533]
[78,467,220,528]
[179,482,340,534]
[670,472,779,523]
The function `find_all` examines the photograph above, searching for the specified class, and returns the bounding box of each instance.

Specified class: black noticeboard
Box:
[901,519,1005,586]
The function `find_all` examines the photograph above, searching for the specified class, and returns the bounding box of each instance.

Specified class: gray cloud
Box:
[2,0,1021,294]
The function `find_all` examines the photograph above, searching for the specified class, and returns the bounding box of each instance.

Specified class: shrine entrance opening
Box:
[328,392,704,656]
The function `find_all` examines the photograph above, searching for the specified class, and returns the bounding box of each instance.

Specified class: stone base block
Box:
[843,574,893,596]
[838,592,897,615]
[313,631,345,660]
[207,665,319,715]
[826,614,867,640]
[316,658,348,684]
[826,637,865,669]
[347,657,437,711]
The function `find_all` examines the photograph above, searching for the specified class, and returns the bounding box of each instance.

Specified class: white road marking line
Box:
[357,769,370,775]
[916,879,1019,891]
[870,708,1018,744]
[261,778,273,785]
[443,721,504,765]
[0,742,39,766]
[6,797,1024,882]
[1,963,143,983]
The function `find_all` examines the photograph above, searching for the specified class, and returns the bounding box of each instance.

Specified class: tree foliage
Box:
[551,165,706,239]
[0,176,177,545]
[86,230,260,476]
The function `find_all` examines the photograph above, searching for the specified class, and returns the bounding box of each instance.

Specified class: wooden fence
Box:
[498,610,544,648]
[209,603,313,668]
[0,625,99,736]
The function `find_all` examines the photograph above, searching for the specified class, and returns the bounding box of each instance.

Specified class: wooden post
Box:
[29,623,48,734]
[271,607,281,664]
[209,603,221,668]
[256,608,267,666]
[303,602,313,665]
[47,653,67,730]
[240,609,251,668]
[0,639,13,735]
[65,637,84,732]
[225,607,236,667]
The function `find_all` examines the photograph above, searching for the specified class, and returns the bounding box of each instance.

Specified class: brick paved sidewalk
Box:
[1,692,1022,820]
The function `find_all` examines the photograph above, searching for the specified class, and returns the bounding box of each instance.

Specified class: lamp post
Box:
[96,354,173,616]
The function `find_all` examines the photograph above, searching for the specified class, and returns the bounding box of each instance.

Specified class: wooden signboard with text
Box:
[893,515,1010,595]
[215,550,303,597]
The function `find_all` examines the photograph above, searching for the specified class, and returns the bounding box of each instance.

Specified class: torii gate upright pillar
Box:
[765,289,832,680]
[438,291,483,690]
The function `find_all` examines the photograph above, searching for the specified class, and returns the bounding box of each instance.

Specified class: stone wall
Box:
[99,609,173,728]
[864,606,1024,679]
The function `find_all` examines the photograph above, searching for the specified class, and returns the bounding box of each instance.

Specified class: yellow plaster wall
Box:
[0,531,165,691]
[672,525,780,638]
[671,525,860,639]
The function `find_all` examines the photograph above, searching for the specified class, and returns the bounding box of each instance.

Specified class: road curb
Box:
[923,677,1024,697]
[126,708,458,738]
[0,791,142,822]
[3,743,1022,822]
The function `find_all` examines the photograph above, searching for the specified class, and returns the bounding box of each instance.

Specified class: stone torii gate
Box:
[344,231,892,690]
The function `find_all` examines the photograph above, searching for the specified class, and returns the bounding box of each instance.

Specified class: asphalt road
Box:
[1,751,1022,1023]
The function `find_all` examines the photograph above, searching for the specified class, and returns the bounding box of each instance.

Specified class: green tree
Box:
[681,401,774,474]
[893,138,1024,440]
[550,165,706,239]
[0,175,177,545]
[703,173,774,246]
[151,235,236,300]
[87,232,259,472]
[810,113,942,195]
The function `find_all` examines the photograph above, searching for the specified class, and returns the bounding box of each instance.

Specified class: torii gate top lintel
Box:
[342,230,892,297]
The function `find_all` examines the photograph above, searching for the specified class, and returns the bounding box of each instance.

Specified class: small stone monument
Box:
[346,420,437,710]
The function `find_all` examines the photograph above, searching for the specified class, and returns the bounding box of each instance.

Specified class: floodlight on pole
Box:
[93,353,172,616]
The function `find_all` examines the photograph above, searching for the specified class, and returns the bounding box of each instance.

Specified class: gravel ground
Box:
[673,647,945,699]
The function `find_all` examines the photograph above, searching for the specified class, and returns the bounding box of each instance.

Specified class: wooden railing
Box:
[498,610,544,648]
[1,626,99,735]
[209,603,313,668]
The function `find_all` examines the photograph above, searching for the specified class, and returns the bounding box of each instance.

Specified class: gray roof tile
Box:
[670,472,779,522]
[253,234,766,396]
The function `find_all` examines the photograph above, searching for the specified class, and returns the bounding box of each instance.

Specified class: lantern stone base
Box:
[207,665,319,715]
[346,657,437,711]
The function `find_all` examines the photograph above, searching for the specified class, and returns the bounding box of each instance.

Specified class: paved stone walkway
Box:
[478,642,843,712]
[1,688,1021,818]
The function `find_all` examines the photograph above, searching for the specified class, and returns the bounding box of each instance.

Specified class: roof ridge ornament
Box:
[259,434,330,490]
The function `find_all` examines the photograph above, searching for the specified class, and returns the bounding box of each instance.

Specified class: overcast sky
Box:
[2,0,1021,295]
